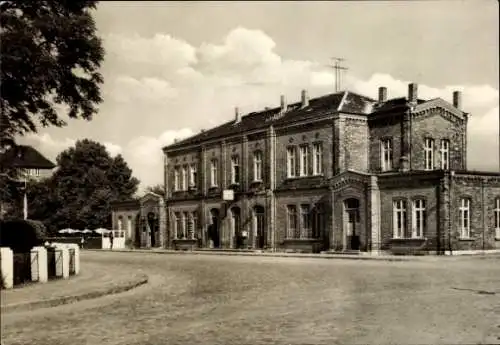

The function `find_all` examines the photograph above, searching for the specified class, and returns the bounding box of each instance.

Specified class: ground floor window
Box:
[287,205,298,239]
[494,198,500,239]
[175,212,184,239]
[312,205,324,239]
[300,204,311,238]
[393,199,407,239]
[459,198,471,239]
[412,199,426,238]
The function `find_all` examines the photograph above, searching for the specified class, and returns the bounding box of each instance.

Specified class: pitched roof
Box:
[165,91,376,150]
[0,145,56,169]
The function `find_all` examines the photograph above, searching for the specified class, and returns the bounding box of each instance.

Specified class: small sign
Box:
[241,231,248,238]
[222,189,234,201]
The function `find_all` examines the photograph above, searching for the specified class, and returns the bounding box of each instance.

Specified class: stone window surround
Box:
[392,198,408,239]
[424,137,435,171]
[411,198,427,239]
[312,141,324,176]
[252,150,263,183]
[391,196,430,240]
[439,138,450,170]
[380,137,393,172]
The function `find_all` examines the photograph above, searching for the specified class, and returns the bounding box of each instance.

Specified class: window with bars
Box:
[253,151,263,181]
[192,212,198,240]
[440,139,450,170]
[393,199,407,239]
[381,138,393,172]
[184,212,195,239]
[300,204,311,238]
[287,205,298,238]
[424,138,435,170]
[412,199,426,238]
[312,143,323,175]
[231,155,240,184]
[459,198,471,239]
[299,146,309,177]
[287,147,296,178]
[210,159,218,187]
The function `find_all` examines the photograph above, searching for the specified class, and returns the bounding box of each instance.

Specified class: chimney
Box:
[280,94,287,112]
[234,106,241,123]
[408,83,418,103]
[452,91,462,110]
[301,89,309,108]
[378,87,387,103]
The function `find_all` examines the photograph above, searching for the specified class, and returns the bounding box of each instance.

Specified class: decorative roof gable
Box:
[0,145,55,169]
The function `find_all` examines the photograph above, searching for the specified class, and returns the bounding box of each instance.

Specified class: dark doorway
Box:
[147,212,157,247]
[209,209,220,248]
[344,198,360,251]
[254,206,266,249]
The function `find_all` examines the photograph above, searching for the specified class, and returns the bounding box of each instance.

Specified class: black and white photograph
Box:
[1,1,499,344]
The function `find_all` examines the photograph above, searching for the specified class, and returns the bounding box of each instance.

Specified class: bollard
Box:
[66,244,80,275]
[55,247,70,279]
[0,247,14,289]
[30,246,48,283]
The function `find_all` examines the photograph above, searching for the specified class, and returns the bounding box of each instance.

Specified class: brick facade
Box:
[113,83,499,254]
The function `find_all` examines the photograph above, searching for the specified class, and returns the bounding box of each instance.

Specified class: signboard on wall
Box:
[222,189,234,201]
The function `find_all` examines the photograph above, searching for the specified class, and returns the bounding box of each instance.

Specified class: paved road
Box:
[2,251,500,345]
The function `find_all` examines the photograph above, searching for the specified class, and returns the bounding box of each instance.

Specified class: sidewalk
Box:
[1,261,148,313]
[90,248,500,261]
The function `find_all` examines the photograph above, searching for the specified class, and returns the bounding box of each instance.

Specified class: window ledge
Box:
[458,238,474,241]
[494,238,500,241]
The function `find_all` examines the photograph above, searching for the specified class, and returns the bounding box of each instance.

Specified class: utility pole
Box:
[327,57,349,92]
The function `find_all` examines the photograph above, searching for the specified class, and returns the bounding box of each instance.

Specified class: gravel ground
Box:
[2,251,500,345]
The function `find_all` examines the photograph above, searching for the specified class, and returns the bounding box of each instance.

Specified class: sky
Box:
[19,1,499,191]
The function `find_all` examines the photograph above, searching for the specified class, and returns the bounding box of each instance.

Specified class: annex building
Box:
[112,83,500,255]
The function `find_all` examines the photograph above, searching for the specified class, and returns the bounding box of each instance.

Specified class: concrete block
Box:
[0,247,14,289]
[30,246,48,283]
[55,247,70,279]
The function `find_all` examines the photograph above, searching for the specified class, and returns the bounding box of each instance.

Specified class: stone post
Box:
[55,247,70,279]
[67,243,80,275]
[30,246,48,283]
[329,187,336,251]
[0,247,14,289]
[368,176,381,255]
[268,125,277,250]
[438,172,451,255]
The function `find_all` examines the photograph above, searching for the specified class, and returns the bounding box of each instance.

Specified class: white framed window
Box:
[287,205,298,239]
[393,199,407,239]
[231,155,240,184]
[424,138,434,170]
[312,143,323,175]
[440,139,450,170]
[412,199,426,238]
[174,167,180,191]
[459,198,471,239]
[181,165,188,191]
[210,159,218,187]
[287,147,296,178]
[381,138,393,172]
[253,151,263,182]
[494,198,500,239]
[189,164,197,188]
[300,204,311,238]
[299,145,309,177]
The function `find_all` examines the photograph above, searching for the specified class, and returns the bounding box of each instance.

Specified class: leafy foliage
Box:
[145,184,165,197]
[13,139,139,235]
[0,0,104,144]
[0,219,46,252]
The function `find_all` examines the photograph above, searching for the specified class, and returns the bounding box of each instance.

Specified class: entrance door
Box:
[209,209,220,248]
[254,206,266,249]
[147,212,157,247]
[344,199,360,251]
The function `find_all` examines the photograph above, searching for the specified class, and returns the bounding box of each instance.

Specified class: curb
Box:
[1,275,149,313]
[86,249,432,262]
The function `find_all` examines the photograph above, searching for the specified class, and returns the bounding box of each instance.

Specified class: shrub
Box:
[0,219,46,253]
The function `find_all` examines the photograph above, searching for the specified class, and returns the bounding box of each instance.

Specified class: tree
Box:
[0,1,104,146]
[145,184,165,197]
[24,139,139,234]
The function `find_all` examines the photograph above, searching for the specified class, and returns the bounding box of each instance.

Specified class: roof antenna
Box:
[326,57,348,92]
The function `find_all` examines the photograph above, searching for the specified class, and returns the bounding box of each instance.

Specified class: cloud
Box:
[51,26,500,188]
[124,128,194,188]
[21,133,122,163]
